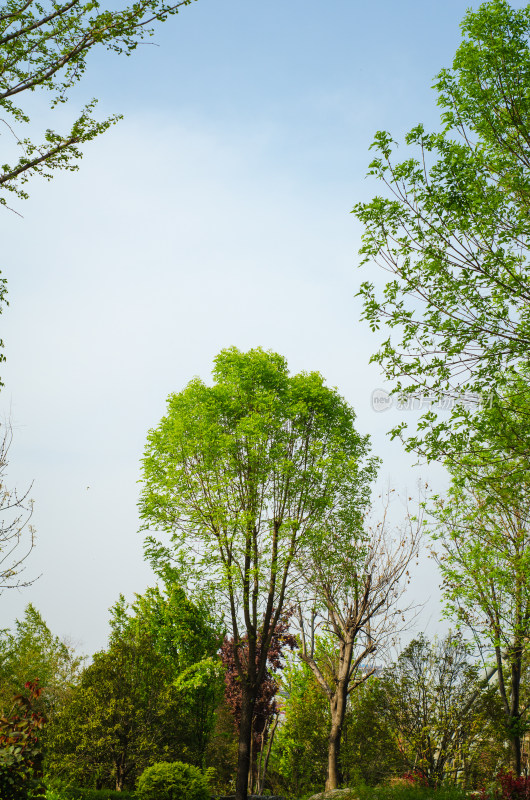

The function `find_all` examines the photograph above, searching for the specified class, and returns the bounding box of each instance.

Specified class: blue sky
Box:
[0,0,515,654]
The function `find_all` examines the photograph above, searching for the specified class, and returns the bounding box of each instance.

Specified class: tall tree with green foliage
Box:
[432,466,530,775]
[353,0,530,466]
[139,347,376,800]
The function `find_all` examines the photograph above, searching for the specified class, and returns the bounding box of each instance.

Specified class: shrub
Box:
[0,680,47,800]
[136,761,209,800]
[481,771,530,800]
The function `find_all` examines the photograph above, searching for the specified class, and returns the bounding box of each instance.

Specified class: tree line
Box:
[1,339,529,799]
[0,592,523,797]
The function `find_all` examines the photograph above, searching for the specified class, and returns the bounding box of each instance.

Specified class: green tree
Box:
[432,468,530,775]
[110,573,224,767]
[268,661,404,795]
[204,696,239,796]
[0,0,196,210]
[46,580,221,789]
[352,0,530,465]
[139,347,376,800]
[0,604,82,717]
[380,634,500,787]
[46,637,178,790]
[341,677,404,787]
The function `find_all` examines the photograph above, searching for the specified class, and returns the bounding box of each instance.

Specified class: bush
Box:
[0,680,47,800]
[481,771,530,800]
[136,761,209,800]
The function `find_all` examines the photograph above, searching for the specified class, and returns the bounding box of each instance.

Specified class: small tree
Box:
[433,475,530,775]
[0,680,47,800]
[0,604,82,716]
[380,634,501,787]
[341,677,404,786]
[296,492,421,791]
[139,347,376,800]
[220,614,296,794]
[268,657,330,798]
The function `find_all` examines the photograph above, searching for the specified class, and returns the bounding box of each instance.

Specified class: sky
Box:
[0,0,514,655]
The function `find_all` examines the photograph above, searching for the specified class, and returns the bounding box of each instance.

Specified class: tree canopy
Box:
[353,0,530,464]
[0,604,81,716]
[0,0,196,209]
[139,346,376,800]
[46,579,221,790]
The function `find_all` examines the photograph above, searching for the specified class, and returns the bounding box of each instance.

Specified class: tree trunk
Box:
[235,686,255,800]
[509,724,522,776]
[115,755,126,791]
[257,712,280,795]
[326,723,341,792]
[248,723,255,794]
[509,644,523,776]
[325,683,348,791]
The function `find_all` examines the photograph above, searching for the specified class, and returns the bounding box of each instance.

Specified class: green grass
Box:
[358,786,467,800]
[45,781,469,800]
[45,789,137,800]
[291,784,469,800]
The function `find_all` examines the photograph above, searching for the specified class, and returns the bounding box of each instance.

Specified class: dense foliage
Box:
[45,580,222,791]
[0,604,82,717]
[0,579,522,798]
[0,680,46,800]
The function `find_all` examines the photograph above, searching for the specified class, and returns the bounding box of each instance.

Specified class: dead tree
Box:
[296,490,423,792]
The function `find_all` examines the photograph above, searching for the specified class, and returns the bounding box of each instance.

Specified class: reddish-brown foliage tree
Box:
[220,616,296,793]
[0,679,47,799]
